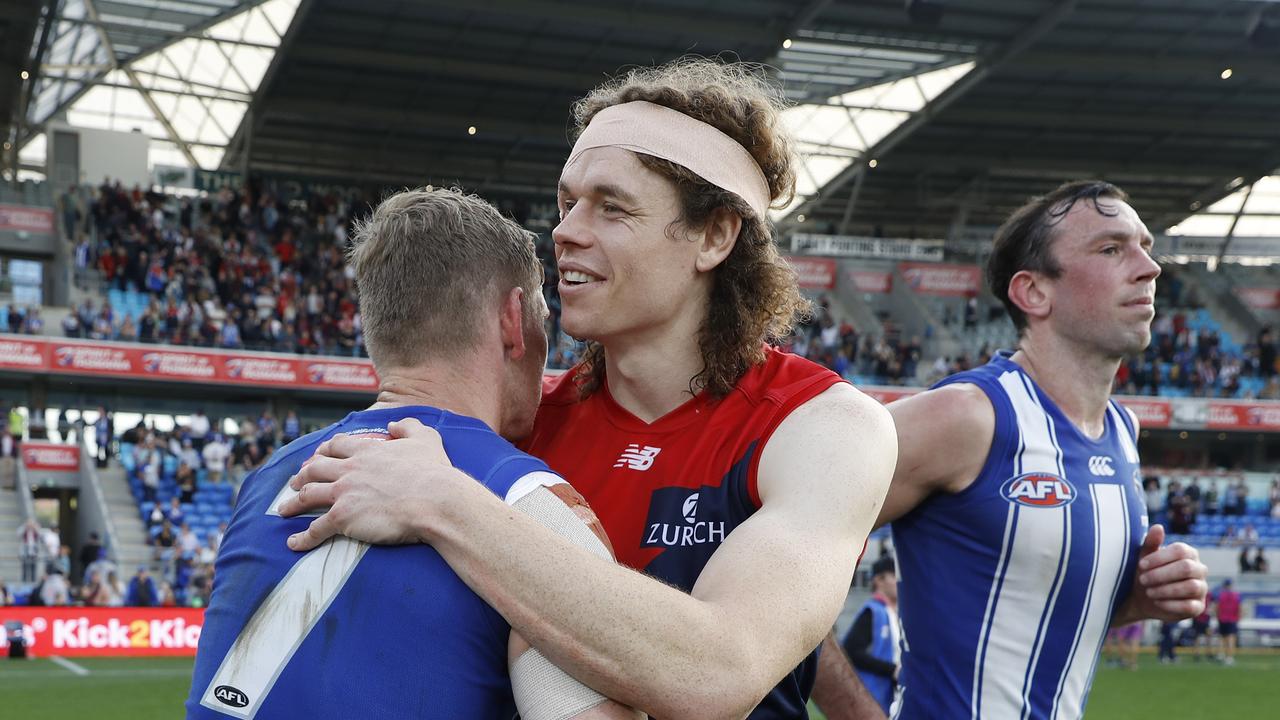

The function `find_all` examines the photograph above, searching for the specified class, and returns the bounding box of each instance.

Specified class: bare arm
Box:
[873,383,994,528]
[810,632,887,720]
[812,383,993,709]
[1111,408,1208,627]
[280,384,896,720]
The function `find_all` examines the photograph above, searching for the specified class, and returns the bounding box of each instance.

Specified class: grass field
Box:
[807,651,1280,719]
[2,652,1278,718]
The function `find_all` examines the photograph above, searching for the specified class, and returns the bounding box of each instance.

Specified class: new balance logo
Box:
[1089,456,1115,476]
[614,444,661,471]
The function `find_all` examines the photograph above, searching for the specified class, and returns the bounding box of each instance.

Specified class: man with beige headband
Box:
[281,60,896,719]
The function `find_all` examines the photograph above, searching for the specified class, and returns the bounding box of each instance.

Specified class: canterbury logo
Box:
[614,444,661,471]
[1088,456,1115,476]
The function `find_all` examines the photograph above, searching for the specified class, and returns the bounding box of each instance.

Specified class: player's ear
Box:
[694,207,741,273]
[499,286,528,360]
[1007,269,1051,324]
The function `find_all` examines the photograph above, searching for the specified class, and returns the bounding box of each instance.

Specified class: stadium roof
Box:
[781,0,1280,241]
[0,0,43,151]
[13,0,296,171]
[6,0,1280,243]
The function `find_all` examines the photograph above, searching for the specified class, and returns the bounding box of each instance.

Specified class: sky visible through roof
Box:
[777,60,975,220]
[19,0,298,174]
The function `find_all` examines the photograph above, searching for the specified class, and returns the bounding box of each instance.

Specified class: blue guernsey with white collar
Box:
[186,406,558,720]
[891,352,1147,720]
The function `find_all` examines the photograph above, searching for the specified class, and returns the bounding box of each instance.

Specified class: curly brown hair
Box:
[568,58,810,398]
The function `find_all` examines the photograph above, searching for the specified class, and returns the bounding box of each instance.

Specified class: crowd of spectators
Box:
[0,405,308,608]
[123,406,308,606]
[776,295,926,385]
[1,304,43,334]
[1143,474,1280,551]
[62,180,370,355]
[1147,476,1256,534]
[58,180,580,365]
[1115,271,1279,399]
[8,519,126,608]
[24,180,1280,399]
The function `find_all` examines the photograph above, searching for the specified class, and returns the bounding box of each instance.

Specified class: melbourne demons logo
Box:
[141,353,162,372]
[1000,472,1076,508]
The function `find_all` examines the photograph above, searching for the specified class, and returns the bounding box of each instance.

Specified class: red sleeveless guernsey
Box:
[520,345,843,720]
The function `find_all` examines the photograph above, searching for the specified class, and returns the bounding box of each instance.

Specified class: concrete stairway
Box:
[96,463,153,572]
[0,482,26,584]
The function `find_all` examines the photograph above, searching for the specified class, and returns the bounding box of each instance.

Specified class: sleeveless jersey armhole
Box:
[929,375,1020,505]
[1110,400,1138,443]
[744,374,846,508]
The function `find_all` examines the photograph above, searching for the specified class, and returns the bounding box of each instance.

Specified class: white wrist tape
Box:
[511,647,608,720]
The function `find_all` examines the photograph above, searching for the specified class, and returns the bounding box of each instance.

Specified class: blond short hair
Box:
[348,187,541,369]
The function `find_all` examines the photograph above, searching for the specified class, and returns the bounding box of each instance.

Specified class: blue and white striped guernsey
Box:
[890,352,1147,720]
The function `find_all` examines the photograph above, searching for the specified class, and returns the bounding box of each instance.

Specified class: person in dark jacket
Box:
[841,556,900,714]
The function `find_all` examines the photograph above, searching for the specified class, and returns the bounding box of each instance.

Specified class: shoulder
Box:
[775,381,893,436]
[889,382,995,438]
[507,472,615,560]
[887,383,996,494]
[736,346,841,406]
[756,383,896,502]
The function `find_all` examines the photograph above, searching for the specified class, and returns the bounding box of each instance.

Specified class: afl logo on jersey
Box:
[213,685,249,708]
[1000,472,1076,508]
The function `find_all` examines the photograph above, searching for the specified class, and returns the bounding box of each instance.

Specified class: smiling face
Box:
[552,146,710,345]
[1036,198,1161,358]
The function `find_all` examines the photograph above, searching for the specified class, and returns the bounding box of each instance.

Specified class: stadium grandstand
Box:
[1,0,1278,717]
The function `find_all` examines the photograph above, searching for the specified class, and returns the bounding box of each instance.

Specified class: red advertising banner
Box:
[0,203,55,234]
[3,335,1279,431]
[1116,397,1173,429]
[1205,401,1280,432]
[0,336,47,369]
[1238,287,1280,310]
[0,607,204,657]
[0,335,379,393]
[784,256,837,289]
[847,270,893,294]
[21,442,80,471]
[898,262,981,296]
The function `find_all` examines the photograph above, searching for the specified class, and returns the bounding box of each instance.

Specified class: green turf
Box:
[0,657,194,718]
[808,651,1280,719]
[4,652,1278,718]
[1085,652,1280,719]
